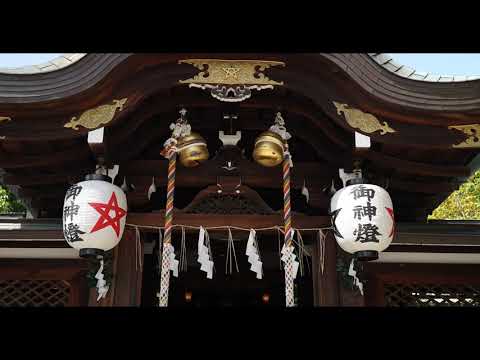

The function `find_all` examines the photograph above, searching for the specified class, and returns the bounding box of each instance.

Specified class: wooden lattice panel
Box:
[384,283,480,307]
[0,280,71,307]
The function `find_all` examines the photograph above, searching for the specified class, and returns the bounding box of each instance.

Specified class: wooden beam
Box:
[120,160,334,189]
[0,145,92,169]
[360,151,470,178]
[1,173,85,186]
[127,211,330,232]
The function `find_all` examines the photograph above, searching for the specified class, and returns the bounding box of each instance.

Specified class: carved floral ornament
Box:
[64,98,128,131]
[448,124,480,148]
[178,59,285,102]
[333,102,396,135]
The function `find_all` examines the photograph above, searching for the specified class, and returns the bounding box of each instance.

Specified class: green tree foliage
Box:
[0,186,25,214]
[429,170,480,220]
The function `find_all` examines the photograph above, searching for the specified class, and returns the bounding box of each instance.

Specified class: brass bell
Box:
[253,131,285,167]
[177,132,209,167]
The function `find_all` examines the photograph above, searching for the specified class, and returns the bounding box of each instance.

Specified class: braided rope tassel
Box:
[158,151,177,307]
[283,151,295,307]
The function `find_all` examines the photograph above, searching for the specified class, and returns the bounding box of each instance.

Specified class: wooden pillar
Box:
[311,231,339,306]
[89,227,144,306]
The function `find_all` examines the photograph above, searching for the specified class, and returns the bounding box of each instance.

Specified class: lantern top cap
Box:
[84,174,112,183]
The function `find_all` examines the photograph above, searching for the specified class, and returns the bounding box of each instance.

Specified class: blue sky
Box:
[0,54,62,67]
[0,53,479,75]
[389,53,480,75]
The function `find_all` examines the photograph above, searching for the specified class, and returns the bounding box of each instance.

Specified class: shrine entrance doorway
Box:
[139,231,314,307]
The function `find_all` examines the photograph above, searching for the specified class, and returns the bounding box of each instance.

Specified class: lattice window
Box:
[384,283,480,307]
[0,280,71,307]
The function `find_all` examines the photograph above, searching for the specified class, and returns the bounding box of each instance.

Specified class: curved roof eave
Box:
[368,53,480,82]
[0,54,87,74]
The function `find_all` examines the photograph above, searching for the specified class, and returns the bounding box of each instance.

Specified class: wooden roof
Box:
[0,53,479,221]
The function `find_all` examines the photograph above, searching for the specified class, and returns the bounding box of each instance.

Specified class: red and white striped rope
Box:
[158,150,177,307]
[282,148,295,307]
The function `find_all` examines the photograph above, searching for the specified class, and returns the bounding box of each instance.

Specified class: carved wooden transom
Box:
[183,185,274,215]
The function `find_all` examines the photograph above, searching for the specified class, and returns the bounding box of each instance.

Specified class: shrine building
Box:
[0,53,479,307]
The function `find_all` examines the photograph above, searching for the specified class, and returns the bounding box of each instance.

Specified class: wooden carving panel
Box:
[183,185,274,215]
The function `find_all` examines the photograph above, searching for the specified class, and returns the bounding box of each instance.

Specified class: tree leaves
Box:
[0,186,25,214]
[429,170,480,220]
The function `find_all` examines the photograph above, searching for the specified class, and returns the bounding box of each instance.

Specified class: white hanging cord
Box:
[318,230,326,275]
[134,226,140,271]
[95,258,109,301]
[205,229,215,274]
[277,228,282,270]
[179,226,187,273]
[254,231,263,279]
[230,228,239,274]
[225,227,240,275]
[295,229,305,277]
[136,226,143,270]
[225,227,231,274]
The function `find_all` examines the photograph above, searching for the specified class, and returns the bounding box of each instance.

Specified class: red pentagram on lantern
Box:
[386,207,395,238]
[89,192,127,237]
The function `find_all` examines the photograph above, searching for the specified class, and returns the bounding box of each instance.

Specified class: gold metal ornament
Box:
[179,59,284,86]
[333,101,396,135]
[448,124,480,148]
[177,132,209,167]
[64,98,128,130]
[253,131,285,167]
[178,59,285,102]
[0,116,12,124]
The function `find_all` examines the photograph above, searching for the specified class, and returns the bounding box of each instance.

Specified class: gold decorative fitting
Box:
[178,59,285,102]
[333,102,396,135]
[64,98,128,130]
[179,59,284,86]
[448,124,480,148]
[0,116,12,124]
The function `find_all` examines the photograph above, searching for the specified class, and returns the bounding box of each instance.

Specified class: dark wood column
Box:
[311,231,339,306]
[89,227,144,306]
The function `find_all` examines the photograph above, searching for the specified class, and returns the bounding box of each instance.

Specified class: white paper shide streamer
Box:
[197,227,214,279]
[348,258,364,295]
[147,176,157,200]
[95,259,109,301]
[245,229,263,279]
[301,179,310,204]
[164,243,179,278]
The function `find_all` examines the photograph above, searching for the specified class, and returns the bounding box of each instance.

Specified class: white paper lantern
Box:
[330,182,394,261]
[63,174,128,258]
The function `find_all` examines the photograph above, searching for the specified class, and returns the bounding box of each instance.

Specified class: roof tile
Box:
[372,54,393,65]
[409,73,427,80]
[439,76,454,82]
[453,75,467,82]
[396,66,415,77]
[424,74,440,82]
[50,57,71,68]
[38,64,58,72]
[383,62,401,72]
